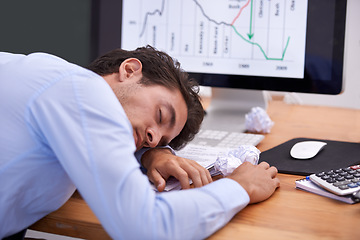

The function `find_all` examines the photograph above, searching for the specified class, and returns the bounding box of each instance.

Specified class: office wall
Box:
[0,0,94,67]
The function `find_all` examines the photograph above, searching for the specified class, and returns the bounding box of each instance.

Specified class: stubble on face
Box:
[112,81,141,106]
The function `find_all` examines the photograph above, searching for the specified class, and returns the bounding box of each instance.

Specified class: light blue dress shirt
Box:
[0,52,250,239]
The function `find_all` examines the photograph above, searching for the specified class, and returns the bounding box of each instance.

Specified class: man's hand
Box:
[141,148,213,192]
[227,161,280,204]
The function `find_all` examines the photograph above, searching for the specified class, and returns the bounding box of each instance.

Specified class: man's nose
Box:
[145,128,161,148]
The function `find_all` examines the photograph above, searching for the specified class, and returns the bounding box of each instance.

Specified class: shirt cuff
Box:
[134,146,176,163]
[134,146,176,173]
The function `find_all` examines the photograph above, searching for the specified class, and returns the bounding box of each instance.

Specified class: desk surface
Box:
[29,101,360,240]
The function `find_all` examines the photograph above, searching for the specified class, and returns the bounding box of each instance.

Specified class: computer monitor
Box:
[97,0,347,133]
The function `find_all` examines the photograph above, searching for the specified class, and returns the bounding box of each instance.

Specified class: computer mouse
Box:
[290,141,327,160]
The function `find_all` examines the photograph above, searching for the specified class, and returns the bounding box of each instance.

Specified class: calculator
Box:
[309,165,360,196]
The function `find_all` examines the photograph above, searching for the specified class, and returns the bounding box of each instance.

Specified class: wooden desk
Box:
[29,101,360,240]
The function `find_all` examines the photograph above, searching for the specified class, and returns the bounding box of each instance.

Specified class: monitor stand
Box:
[201,87,268,132]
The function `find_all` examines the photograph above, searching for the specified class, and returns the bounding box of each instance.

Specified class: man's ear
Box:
[118,58,142,82]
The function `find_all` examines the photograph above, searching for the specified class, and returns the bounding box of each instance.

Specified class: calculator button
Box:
[350,165,360,170]
[338,185,349,190]
[335,177,345,181]
[326,178,336,183]
[333,180,351,187]
[348,183,358,188]
[321,175,331,180]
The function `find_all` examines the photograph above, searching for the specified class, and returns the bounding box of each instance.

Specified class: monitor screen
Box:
[122,0,307,79]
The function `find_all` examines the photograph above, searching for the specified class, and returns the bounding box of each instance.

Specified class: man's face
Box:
[103,58,188,151]
[119,82,188,151]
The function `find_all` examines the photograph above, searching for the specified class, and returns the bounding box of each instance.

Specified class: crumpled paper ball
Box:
[214,145,261,176]
[245,107,274,133]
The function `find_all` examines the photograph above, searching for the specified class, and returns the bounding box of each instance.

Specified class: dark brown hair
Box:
[87,45,204,150]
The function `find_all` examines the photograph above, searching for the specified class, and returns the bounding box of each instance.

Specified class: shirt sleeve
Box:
[0,52,25,65]
[29,71,250,240]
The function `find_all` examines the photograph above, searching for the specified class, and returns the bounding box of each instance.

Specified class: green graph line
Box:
[247,0,254,40]
[231,25,290,61]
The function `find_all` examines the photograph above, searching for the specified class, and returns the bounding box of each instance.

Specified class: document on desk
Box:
[152,144,225,192]
[176,144,229,176]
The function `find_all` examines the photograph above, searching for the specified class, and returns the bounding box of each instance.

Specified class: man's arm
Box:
[140,148,212,191]
[139,148,280,203]
[33,70,279,239]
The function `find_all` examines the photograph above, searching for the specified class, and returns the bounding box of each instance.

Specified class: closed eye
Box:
[159,109,162,124]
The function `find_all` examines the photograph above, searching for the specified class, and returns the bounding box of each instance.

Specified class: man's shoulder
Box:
[27,52,82,70]
[26,52,99,80]
[0,52,68,65]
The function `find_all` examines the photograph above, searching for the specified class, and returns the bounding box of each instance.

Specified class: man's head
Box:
[87,45,204,151]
